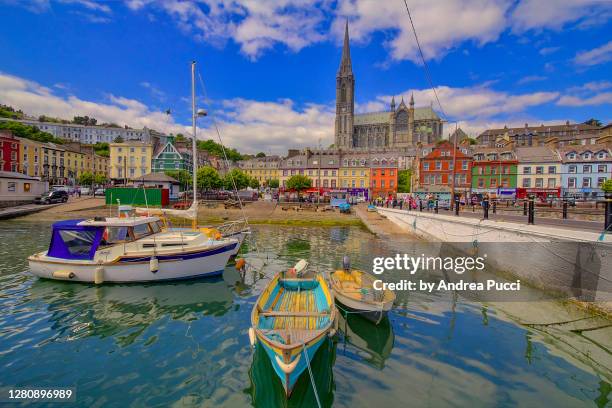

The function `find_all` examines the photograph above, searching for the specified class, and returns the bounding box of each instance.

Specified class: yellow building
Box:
[306,152,339,188]
[239,156,280,185]
[16,137,45,178]
[339,154,370,189]
[279,154,308,188]
[64,146,87,183]
[516,147,562,193]
[110,141,153,181]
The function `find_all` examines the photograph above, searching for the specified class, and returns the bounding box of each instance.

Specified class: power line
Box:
[402,0,448,121]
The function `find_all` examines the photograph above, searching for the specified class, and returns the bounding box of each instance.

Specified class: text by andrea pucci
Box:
[371,254,521,293]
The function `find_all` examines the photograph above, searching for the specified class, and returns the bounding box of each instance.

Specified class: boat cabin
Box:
[47,217,164,260]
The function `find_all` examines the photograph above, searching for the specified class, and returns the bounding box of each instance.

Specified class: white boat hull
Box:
[225,230,248,257]
[28,241,237,283]
[334,290,394,324]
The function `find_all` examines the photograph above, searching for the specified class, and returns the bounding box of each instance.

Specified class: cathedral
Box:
[334,22,444,151]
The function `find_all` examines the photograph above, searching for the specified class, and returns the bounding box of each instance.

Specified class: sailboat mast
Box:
[191,61,197,205]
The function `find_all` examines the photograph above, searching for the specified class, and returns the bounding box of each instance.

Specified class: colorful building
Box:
[418,141,472,197]
[370,155,399,197]
[239,156,280,185]
[279,153,307,188]
[339,153,370,190]
[0,130,20,172]
[559,144,611,200]
[151,137,193,174]
[471,148,518,200]
[110,141,153,182]
[41,142,66,185]
[306,152,339,189]
[515,147,561,200]
[17,136,44,178]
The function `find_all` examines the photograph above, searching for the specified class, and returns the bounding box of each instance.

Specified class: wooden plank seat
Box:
[260,310,330,318]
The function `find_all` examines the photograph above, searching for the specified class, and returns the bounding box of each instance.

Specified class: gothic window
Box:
[396,110,408,132]
[341,84,347,103]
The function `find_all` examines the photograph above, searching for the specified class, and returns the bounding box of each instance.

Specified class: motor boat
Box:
[28,216,238,283]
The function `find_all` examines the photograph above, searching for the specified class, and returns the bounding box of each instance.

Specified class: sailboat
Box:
[28,62,239,283]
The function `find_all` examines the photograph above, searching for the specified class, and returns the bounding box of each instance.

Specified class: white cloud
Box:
[59,0,112,14]
[0,72,332,154]
[140,81,166,102]
[511,0,612,32]
[335,0,511,62]
[557,81,612,106]
[517,75,547,85]
[538,46,560,56]
[373,84,559,120]
[573,40,612,66]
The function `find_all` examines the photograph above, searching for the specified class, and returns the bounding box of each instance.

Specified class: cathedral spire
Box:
[339,19,352,75]
[391,96,396,112]
[410,93,414,106]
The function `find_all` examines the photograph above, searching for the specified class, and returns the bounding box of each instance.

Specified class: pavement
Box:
[0,197,105,221]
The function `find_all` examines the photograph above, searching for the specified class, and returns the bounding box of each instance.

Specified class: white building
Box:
[0,118,153,144]
[0,171,48,208]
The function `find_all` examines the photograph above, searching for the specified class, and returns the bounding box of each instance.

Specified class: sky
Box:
[0,0,611,154]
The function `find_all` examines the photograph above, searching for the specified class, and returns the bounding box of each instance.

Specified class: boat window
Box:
[133,223,151,239]
[59,230,98,257]
[150,222,161,233]
[104,227,129,244]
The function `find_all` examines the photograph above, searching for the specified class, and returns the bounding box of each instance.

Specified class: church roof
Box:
[353,106,441,126]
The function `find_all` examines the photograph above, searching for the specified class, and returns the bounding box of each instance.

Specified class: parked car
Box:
[80,187,91,195]
[236,190,258,201]
[94,188,106,197]
[35,190,69,204]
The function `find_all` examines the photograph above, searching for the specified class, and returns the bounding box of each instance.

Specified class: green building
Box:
[151,137,193,175]
[470,148,518,200]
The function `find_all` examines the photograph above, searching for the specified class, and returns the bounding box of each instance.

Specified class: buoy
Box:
[248,327,256,348]
[275,354,300,374]
[150,257,159,273]
[94,266,104,284]
[52,270,75,280]
[236,258,246,271]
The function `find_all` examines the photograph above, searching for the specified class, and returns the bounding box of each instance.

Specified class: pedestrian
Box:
[399,199,403,210]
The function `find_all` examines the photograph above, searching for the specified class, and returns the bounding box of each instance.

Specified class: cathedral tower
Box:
[334,20,355,149]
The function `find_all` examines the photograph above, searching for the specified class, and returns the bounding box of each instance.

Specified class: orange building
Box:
[370,156,398,197]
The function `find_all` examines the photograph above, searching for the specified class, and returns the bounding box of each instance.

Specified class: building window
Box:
[523,178,531,187]
[548,166,556,174]
[536,166,544,174]
[535,178,543,188]
[435,161,441,170]
[523,167,531,174]
[583,165,592,173]
[597,177,606,187]
[381,180,385,188]
[568,177,576,188]
[598,165,606,173]
[8,182,16,192]
[568,165,576,173]
[548,178,556,188]
[390,180,395,187]
[423,163,429,171]
[582,178,591,188]
[491,178,498,187]
[462,161,468,170]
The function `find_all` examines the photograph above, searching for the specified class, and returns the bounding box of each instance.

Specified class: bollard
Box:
[419,200,423,212]
[434,200,439,214]
[605,194,612,233]
[455,198,460,216]
[528,198,535,225]
[523,200,528,216]
[483,199,489,220]
[562,200,568,219]
[492,201,497,214]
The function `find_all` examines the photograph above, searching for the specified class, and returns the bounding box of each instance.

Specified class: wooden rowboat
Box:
[330,266,395,325]
[249,260,337,397]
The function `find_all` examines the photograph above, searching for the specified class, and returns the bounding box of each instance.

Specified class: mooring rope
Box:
[302,342,322,408]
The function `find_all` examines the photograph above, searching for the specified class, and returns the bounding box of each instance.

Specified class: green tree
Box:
[92,142,110,157]
[286,174,312,191]
[165,170,191,188]
[78,171,95,186]
[602,179,612,194]
[197,166,222,191]
[0,104,24,119]
[256,152,266,158]
[223,168,251,190]
[249,177,260,189]
[196,139,243,161]
[94,173,108,186]
[267,179,280,188]
[397,169,412,193]
[584,118,602,127]
[113,135,124,143]
[0,121,63,143]
[175,133,186,142]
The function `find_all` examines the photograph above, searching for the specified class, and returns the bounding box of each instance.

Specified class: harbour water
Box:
[0,221,610,407]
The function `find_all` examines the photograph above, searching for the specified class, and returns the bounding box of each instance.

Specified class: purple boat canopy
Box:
[47,219,104,260]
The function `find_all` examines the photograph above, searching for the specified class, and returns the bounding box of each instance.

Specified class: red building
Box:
[0,130,20,173]
[370,156,399,197]
[418,141,472,197]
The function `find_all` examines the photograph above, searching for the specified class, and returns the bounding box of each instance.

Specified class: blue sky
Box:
[0,0,611,153]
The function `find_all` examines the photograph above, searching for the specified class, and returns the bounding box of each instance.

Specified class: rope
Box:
[302,343,322,408]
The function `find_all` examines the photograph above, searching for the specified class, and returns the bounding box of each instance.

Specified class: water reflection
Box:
[337,311,394,370]
[247,338,336,408]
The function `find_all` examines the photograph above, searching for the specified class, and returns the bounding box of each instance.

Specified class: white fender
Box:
[248,327,256,348]
[94,266,104,285]
[150,257,159,273]
[52,270,75,280]
[275,354,300,374]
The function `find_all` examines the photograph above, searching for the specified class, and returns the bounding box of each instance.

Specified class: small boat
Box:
[338,202,351,214]
[367,204,377,212]
[249,259,337,397]
[330,257,395,324]
[28,216,238,283]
